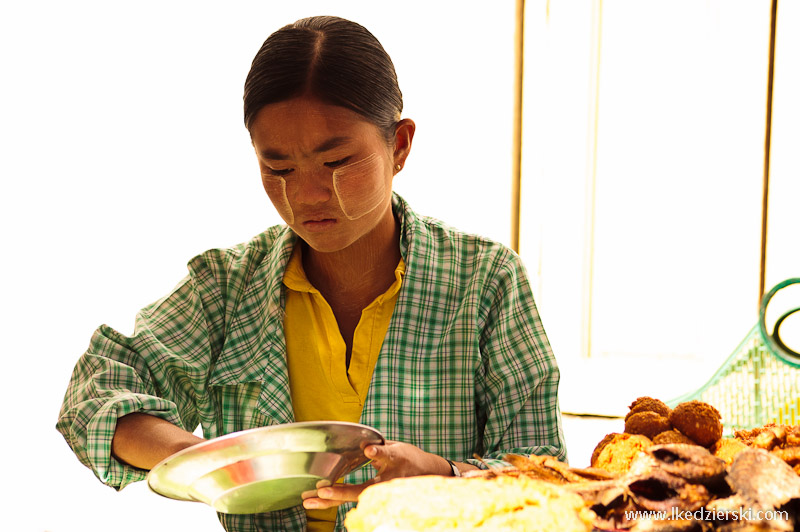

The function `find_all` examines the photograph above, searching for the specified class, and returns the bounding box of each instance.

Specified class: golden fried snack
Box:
[343,475,595,532]
[653,429,696,446]
[669,401,723,448]
[712,437,749,465]
[503,454,618,484]
[591,433,652,474]
[590,433,619,467]
[625,411,672,440]
[752,428,784,450]
[786,428,800,447]
[625,396,672,421]
[734,422,779,446]
[772,446,800,467]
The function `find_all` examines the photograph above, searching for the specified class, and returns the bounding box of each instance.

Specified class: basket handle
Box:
[758,277,800,361]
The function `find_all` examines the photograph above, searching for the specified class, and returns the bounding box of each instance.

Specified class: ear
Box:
[392,118,416,173]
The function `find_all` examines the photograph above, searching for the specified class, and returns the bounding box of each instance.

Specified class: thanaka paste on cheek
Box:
[262,175,295,224]
[332,153,386,220]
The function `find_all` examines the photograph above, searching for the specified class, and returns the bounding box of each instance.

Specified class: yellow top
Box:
[283,244,405,532]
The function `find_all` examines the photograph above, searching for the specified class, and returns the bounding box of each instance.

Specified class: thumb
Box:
[365,443,390,460]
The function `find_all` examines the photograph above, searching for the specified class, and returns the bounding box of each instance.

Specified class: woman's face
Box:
[250,97,399,253]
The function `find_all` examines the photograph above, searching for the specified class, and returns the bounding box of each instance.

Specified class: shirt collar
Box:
[282,243,316,293]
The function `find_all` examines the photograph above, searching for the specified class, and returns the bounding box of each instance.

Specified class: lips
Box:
[301,217,337,232]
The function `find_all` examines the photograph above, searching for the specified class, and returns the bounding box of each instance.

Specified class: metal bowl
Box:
[147,421,385,514]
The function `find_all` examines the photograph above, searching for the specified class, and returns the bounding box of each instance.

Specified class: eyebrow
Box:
[259,136,352,161]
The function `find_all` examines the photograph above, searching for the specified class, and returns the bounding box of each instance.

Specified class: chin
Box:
[296,232,361,254]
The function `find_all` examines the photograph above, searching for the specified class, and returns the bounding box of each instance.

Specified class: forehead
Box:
[250,97,381,154]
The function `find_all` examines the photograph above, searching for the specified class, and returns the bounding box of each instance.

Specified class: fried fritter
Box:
[772,446,800,467]
[591,433,652,474]
[669,400,723,448]
[734,422,780,446]
[503,454,617,483]
[625,396,672,421]
[653,429,696,446]
[624,411,672,440]
[735,423,800,450]
[591,433,619,467]
[712,437,749,465]
[643,444,727,487]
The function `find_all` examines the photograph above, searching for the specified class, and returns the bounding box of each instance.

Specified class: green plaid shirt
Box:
[57,193,566,532]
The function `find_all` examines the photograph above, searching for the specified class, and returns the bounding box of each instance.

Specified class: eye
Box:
[324,157,351,169]
[263,166,292,177]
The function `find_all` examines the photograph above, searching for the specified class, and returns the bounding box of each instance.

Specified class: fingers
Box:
[302,497,341,510]
[365,441,394,461]
[302,481,376,509]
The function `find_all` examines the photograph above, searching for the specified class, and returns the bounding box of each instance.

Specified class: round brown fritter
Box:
[591,433,652,474]
[669,401,723,448]
[653,429,696,446]
[625,411,672,440]
[712,437,749,465]
[625,396,672,421]
[591,432,620,467]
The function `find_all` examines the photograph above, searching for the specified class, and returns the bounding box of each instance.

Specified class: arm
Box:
[469,247,567,467]
[112,413,204,470]
[56,274,219,488]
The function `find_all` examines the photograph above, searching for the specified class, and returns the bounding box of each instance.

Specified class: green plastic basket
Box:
[667,278,800,434]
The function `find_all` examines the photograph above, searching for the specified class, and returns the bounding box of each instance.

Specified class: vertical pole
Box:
[581,0,603,358]
[511,0,525,253]
[759,0,779,306]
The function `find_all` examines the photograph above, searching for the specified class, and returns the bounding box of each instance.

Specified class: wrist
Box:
[444,458,461,477]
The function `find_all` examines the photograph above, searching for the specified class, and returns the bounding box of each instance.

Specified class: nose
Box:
[291,169,333,206]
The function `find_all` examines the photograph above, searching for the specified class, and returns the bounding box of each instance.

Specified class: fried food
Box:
[591,433,652,474]
[646,444,727,486]
[735,423,800,449]
[625,396,672,421]
[712,437,749,465]
[343,475,596,532]
[502,454,618,483]
[627,466,711,512]
[652,429,695,446]
[591,433,618,467]
[725,448,800,509]
[772,446,800,467]
[734,422,780,446]
[624,411,672,440]
[668,400,723,448]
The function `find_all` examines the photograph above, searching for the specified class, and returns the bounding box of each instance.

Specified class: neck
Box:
[302,203,401,299]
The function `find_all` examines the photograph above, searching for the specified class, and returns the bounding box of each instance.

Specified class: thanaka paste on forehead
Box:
[332,153,386,220]
[262,175,294,224]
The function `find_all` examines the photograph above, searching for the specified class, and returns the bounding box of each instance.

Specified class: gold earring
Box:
[395,164,402,171]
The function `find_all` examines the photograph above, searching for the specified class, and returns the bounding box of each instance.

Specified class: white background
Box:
[2,1,798,531]
[1,2,515,531]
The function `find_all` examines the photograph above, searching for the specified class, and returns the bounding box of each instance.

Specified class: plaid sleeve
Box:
[56,275,216,489]
[468,247,567,468]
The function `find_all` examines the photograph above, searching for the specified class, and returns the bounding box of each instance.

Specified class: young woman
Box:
[57,16,566,532]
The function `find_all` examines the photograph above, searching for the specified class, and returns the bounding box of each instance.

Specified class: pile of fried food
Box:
[593,397,800,475]
[344,398,800,532]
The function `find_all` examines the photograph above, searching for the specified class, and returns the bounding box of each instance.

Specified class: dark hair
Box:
[243,16,403,140]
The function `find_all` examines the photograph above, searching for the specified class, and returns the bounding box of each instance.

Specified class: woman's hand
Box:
[302,440,470,510]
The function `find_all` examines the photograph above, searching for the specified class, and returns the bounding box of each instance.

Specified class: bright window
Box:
[519,0,799,413]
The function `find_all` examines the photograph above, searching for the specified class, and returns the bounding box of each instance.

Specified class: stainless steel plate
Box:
[147,421,384,514]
